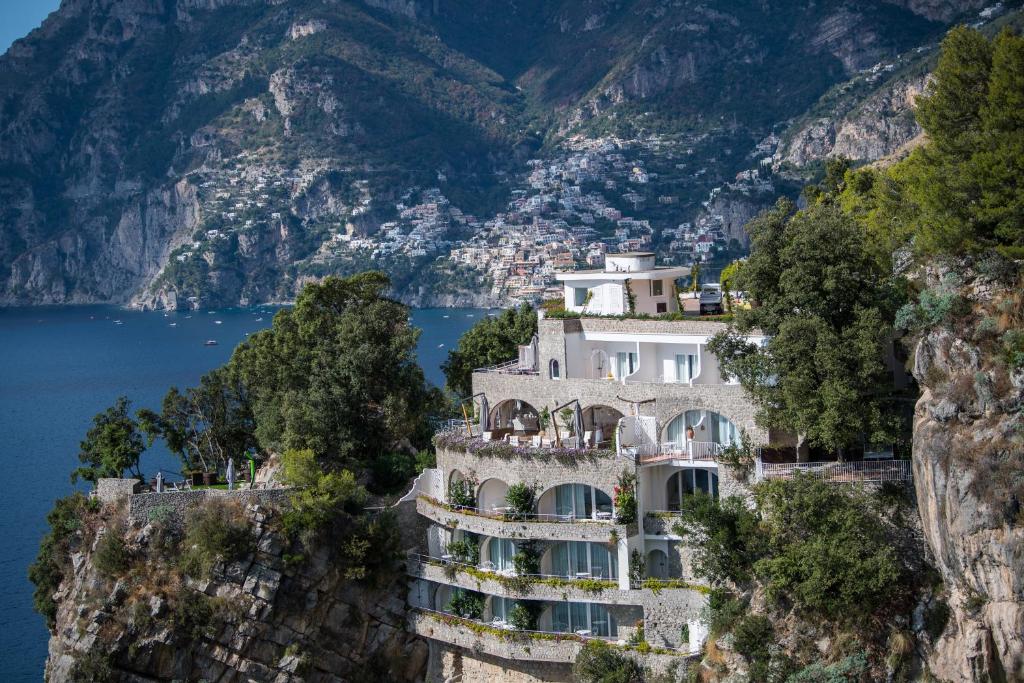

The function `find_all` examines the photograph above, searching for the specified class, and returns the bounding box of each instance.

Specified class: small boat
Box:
[438,343,445,348]
[254,317,263,322]
[214,320,223,325]
[169,322,177,327]
[443,315,450,319]
[466,314,474,317]
[113,320,123,325]
[204,340,219,346]
[185,315,192,319]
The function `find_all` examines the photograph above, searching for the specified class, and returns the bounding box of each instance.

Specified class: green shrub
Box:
[508,600,542,630]
[69,650,114,682]
[504,482,537,519]
[704,589,747,637]
[512,540,541,576]
[673,493,764,585]
[732,614,773,680]
[448,590,485,619]
[179,499,252,578]
[753,476,903,623]
[94,530,131,577]
[368,451,418,494]
[573,640,644,683]
[169,591,227,641]
[29,493,97,628]
[445,538,479,565]
[785,652,868,682]
[448,477,476,508]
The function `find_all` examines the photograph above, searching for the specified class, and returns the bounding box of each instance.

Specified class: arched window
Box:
[551,484,612,519]
[666,469,719,510]
[550,359,560,379]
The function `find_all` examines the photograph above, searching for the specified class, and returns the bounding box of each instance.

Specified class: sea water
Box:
[0,305,494,681]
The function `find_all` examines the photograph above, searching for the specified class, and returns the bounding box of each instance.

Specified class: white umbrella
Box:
[226,458,236,491]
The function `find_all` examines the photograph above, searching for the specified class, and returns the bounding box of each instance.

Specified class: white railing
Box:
[411,606,619,642]
[756,459,912,483]
[427,497,616,524]
[437,418,480,436]
[476,358,539,375]
[407,553,618,583]
[638,441,723,465]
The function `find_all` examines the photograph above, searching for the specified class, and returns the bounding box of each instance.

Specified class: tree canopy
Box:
[841,27,1024,258]
[72,396,145,483]
[710,200,904,453]
[442,303,537,396]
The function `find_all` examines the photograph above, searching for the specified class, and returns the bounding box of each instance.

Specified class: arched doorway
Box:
[666,469,719,509]
[477,478,509,513]
[583,405,624,446]
[490,399,541,436]
[646,549,669,579]
[664,409,740,457]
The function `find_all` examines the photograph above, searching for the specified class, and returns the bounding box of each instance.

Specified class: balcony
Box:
[408,608,692,668]
[755,459,912,483]
[417,496,625,543]
[408,554,708,607]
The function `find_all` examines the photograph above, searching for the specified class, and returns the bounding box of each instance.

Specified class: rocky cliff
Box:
[910,263,1024,682]
[44,496,428,682]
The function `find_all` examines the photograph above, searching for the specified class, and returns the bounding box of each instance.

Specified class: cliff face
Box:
[45,499,428,682]
[910,266,1024,682]
[782,73,927,168]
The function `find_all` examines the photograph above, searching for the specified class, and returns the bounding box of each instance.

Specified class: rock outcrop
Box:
[44,499,428,682]
[910,265,1024,682]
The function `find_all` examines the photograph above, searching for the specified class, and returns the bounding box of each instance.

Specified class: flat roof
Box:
[608,252,656,258]
[555,265,691,281]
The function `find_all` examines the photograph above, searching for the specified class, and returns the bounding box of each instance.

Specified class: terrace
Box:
[417,496,625,543]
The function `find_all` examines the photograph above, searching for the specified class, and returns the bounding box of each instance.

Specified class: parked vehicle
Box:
[699,284,724,314]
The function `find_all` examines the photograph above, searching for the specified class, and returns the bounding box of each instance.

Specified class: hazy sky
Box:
[0,0,61,54]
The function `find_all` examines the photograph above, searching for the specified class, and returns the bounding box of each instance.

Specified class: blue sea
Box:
[0,305,492,681]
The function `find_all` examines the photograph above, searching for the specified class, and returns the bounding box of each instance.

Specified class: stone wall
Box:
[96,478,141,503]
[126,488,292,526]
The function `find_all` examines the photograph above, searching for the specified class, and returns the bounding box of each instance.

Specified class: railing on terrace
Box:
[407,552,619,584]
[436,418,481,436]
[475,358,539,375]
[755,459,912,483]
[411,606,619,643]
[637,441,723,465]
[421,496,617,524]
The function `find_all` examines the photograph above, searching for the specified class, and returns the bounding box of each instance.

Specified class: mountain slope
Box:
[0,0,984,307]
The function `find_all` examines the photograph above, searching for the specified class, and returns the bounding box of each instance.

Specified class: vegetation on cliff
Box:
[442,303,537,396]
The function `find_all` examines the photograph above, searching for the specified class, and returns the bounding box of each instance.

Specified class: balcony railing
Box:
[411,606,618,643]
[408,552,619,585]
[476,358,539,375]
[636,441,724,465]
[423,497,616,524]
[755,459,912,483]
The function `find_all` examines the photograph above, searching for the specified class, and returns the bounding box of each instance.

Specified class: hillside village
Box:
[163,131,782,306]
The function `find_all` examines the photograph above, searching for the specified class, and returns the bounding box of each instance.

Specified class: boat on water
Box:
[214,320,223,325]
[254,317,263,322]
[113,320,123,325]
[169,322,177,327]
[204,340,219,346]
